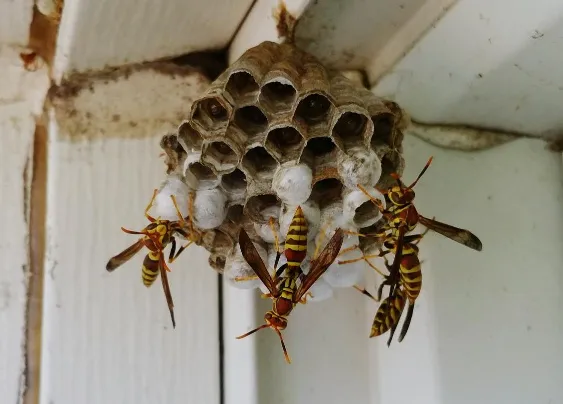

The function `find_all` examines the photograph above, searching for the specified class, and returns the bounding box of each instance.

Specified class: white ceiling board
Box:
[54,0,254,79]
[0,0,34,45]
[293,0,455,70]
[373,0,563,138]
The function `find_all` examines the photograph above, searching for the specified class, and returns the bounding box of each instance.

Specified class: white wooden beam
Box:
[0,44,50,404]
[0,0,34,45]
[53,0,254,80]
[0,101,35,404]
[40,65,222,404]
[228,0,311,64]
[229,0,455,70]
[372,0,563,138]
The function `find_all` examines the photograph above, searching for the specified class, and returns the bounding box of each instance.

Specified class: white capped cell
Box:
[193,188,227,229]
[152,175,191,220]
[272,164,313,205]
[338,147,382,189]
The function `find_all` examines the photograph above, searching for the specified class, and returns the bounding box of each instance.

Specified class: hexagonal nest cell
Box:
[191,96,231,133]
[309,178,344,210]
[221,168,247,201]
[178,121,204,153]
[241,146,277,180]
[294,93,333,138]
[300,136,337,167]
[259,80,297,112]
[225,71,260,104]
[159,40,407,277]
[332,111,370,153]
[233,105,268,144]
[265,125,304,162]
[201,140,239,174]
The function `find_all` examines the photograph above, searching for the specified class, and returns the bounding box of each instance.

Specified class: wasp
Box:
[236,206,345,363]
[351,229,427,345]
[359,156,483,252]
[367,287,406,342]
[106,189,201,328]
[348,157,482,343]
[357,156,482,302]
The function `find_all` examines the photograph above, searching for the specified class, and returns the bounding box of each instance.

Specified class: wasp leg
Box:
[353,285,378,302]
[144,189,159,222]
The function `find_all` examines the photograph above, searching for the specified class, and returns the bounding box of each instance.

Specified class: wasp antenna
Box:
[275,328,291,364]
[120,227,145,235]
[407,156,433,190]
[235,323,270,339]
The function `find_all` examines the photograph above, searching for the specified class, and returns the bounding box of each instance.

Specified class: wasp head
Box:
[265,311,288,330]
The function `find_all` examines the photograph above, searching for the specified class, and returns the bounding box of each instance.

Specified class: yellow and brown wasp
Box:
[348,157,482,344]
[354,228,428,345]
[106,189,201,328]
[359,156,483,253]
[236,206,345,363]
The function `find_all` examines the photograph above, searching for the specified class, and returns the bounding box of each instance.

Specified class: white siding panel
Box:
[0,102,34,404]
[41,131,221,404]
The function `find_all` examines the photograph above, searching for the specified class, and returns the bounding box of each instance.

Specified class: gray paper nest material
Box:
[160,41,407,273]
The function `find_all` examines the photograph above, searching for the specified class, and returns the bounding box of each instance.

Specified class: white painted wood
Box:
[373,0,563,137]
[0,0,34,45]
[229,0,454,72]
[293,0,455,71]
[250,134,563,404]
[0,101,34,404]
[53,0,254,80]
[228,0,312,64]
[254,287,371,404]
[369,135,563,404]
[0,45,51,109]
[223,278,259,404]
[365,0,456,83]
[40,68,220,404]
[0,44,52,404]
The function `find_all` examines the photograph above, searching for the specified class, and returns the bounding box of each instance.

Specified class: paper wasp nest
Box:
[157,41,406,298]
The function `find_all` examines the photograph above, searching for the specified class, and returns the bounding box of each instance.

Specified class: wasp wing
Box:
[419,216,482,251]
[159,253,176,328]
[238,228,278,296]
[106,239,144,272]
[294,228,344,302]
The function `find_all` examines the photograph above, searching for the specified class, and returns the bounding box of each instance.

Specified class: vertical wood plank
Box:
[39,67,220,404]
[0,102,35,403]
[368,135,563,404]
[40,131,220,404]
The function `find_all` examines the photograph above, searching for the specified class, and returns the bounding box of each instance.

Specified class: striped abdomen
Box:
[141,250,160,287]
[399,250,422,303]
[370,289,406,338]
[284,206,308,267]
